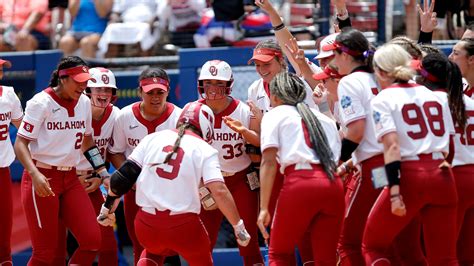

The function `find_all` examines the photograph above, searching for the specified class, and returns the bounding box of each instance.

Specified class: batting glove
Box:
[233,219,251,247]
[97,204,116,227]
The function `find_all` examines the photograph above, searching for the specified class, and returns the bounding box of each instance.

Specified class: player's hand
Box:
[247,100,263,123]
[257,209,271,243]
[438,160,451,169]
[223,116,246,134]
[312,83,327,105]
[233,219,251,247]
[84,176,101,193]
[254,0,276,14]
[32,171,55,197]
[391,194,406,217]
[78,173,93,188]
[97,204,116,226]
[285,37,306,66]
[417,0,437,33]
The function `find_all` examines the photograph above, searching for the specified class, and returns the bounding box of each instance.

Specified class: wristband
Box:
[83,146,106,170]
[340,138,359,162]
[245,144,261,155]
[385,161,401,187]
[273,23,285,31]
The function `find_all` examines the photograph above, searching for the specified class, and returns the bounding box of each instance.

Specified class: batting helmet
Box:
[86,67,118,108]
[198,60,234,100]
[178,102,215,144]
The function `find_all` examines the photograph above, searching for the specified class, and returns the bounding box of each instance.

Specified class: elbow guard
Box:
[385,161,401,187]
[83,146,106,171]
[110,159,142,196]
[340,138,359,162]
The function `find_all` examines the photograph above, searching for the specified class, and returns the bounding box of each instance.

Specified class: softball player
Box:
[0,59,23,265]
[197,60,263,265]
[74,67,120,265]
[97,102,251,266]
[418,52,474,265]
[14,56,103,265]
[107,67,182,265]
[323,28,384,265]
[449,38,474,99]
[257,72,343,265]
[362,44,458,265]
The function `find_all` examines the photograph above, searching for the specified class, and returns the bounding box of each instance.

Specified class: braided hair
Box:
[48,56,88,87]
[419,53,467,129]
[269,72,337,180]
[163,123,201,164]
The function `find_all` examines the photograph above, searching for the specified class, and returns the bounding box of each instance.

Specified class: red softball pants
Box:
[199,168,263,266]
[135,208,213,266]
[362,156,458,266]
[0,167,13,265]
[453,164,474,266]
[269,164,345,266]
[21,167,101,266]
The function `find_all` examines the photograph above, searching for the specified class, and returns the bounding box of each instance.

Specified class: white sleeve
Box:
[443,101,456,135]
[108,112,127,154]
[17,98,46,140]
[260,111,280,151]
[371,97,397,142]
[9,89,23,121]
[84,100,93,136]
[202,151,224,184]
[337,78,367,125]
[302,79,318,111]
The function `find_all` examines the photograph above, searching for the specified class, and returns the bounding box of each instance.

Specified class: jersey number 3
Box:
[401,101,445,139]
[156,145,184,180]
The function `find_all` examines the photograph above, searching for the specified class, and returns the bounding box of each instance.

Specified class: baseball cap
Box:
[139,77,169,93]
[315,33,339,59]
[312,65,343,80]
[58,65,92,82]
[248,47,283,64]
[88,67,117,89]
[0,59,12,68]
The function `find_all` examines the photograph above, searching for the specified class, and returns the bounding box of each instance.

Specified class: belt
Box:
[221,171,235,177]
[221,167,249,177]
[402,152,445,162]
[142,207,157,215]
[76,170,94,176]
[284,163,322,175]
[35,161,74,171]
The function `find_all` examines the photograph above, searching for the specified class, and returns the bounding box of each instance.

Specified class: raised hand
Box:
[417,0,437,33]
[223,116,246,134]
[285,37,306,66]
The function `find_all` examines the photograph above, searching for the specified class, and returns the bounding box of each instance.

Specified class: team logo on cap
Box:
[209,66,218,76]
[101,74,109,84]
[153,78,157,83]
[82,66,87,73]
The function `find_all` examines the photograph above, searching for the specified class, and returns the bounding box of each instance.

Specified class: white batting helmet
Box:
[88,67,117,89]
[198,60,234,99]
[178,102,215,144]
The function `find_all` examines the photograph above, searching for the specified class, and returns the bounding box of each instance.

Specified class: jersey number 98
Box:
[402,101,445,139]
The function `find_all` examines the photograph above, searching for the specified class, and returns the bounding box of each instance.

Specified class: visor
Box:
[248,48,283,64]
[140,77,169,93]
[0,59,12,68]
[323,41,362,57]
[59,66,92,82]
[312,66,343,80]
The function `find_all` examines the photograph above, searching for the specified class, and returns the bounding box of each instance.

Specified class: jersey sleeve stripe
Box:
[343,115,366,126]
[17,133,36,141]
[203,178,225,185]
[376,129,397,142]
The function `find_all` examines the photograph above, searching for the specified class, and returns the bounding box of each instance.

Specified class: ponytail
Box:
[48,70,59,87]
[447,61,467,129]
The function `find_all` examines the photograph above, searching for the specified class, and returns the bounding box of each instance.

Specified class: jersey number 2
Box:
[0,124,8,141]
[401,101,445,139]
[156,145,184,180]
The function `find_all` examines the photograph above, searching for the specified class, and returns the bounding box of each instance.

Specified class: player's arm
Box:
[98,159,142,226]
[381,132,406,217]
[14,136,54,197]
[257,147,278,241]
[223,116,260,146]
[206,180,251,247]
[11,119,22,129]
[82,135,110,181]
[108,152,126,169]
[339,119,365,162]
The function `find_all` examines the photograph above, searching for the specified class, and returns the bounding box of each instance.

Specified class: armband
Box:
[340,138,359,162]
[83,146,106,171]
[245,144,261,155]
[385,161,401,187]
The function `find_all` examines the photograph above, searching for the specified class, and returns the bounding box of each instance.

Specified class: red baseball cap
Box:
[248,48,283,64]
[58,65,92,82]
[139,77,169,93]
[0,59,12,68]
[312,65,343,80]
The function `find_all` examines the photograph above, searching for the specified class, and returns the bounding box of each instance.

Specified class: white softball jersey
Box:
[337,71,383,164]
[453,95,474,166]
[260,104,341,174]
[201,98,252,173]
[129,129,224,215]
[370,83,453,158]
[76,105,119,171]
[17,87,92,167]
[247,78,318,113]
[0,86,23,167]
[108,102,182,157]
